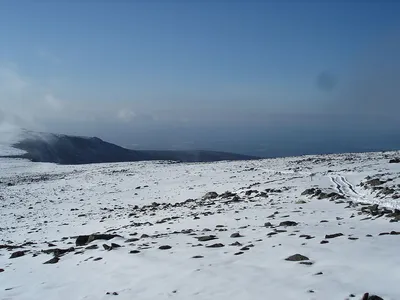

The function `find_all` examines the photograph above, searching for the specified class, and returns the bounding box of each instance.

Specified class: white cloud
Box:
[44,93,63,111]
[0,65,67,129]
[117,109,136,122]
[0,66,29,96]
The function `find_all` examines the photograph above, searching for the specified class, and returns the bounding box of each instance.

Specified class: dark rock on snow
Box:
[43,257,60,264]
[206,243,225,248]
[159,245,172,250]
[285,254,310,262]
[279,221,298,227]
[230,232,243,238]
[10,251,25,259]
[196,235,218,242]
[325,233,344,239]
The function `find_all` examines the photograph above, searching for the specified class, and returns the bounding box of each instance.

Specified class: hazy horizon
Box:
[1,2,400,157]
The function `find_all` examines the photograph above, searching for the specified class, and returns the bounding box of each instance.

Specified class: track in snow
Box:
[330,175,363,201]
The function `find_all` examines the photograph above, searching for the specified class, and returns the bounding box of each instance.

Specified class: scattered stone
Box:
[230,233,243,238]
[197,235,218,242]
[296,200,307,204]
[230,241,243,247]
[285,254,309,262]
[325,233,344,239]
[300,261,314,266]
[389,158,400,163]
[85,245,99,250]
[43,257,60,264]
[10,251,25,259]
[0,269,4,273]
[240,247,250,251]
[75,234,120,246]
[264,222,273,227]
[42,247,75,257]
[203,192,218,199]
[103,244,112,251]
[111,243,121,248]
[129,250,141,254]
[159,245,172,250]
[362,293,384,300]
[206,243,225,248]
[348,237,358,241]
[299,234,314,239]
[234,252,244,256]
[314,272,323,276]
[125,238,140,243]
[192,255,204,259]
[320,240,329,244]
[279,221,298,227]
[93,257,103,261]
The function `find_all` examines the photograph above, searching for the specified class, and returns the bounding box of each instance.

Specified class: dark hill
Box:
[8,131,258,164]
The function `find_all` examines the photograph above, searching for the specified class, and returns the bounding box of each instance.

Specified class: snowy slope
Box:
[1,151,400,300]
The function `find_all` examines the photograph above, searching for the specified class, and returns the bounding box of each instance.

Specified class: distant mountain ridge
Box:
[2,130,258,164]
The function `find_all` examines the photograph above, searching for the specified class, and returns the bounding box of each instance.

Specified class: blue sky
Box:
[1,1,400,155]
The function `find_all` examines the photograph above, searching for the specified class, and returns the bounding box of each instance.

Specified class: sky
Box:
[1,1,400,156]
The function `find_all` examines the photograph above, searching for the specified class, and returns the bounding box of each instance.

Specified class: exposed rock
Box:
[230,241,243,247]
[10,251,25,259]
[245,190,258,196]
[220,191,237,199]
[285,254,309,262]
[42,247,75,257]
[203,192,218,200]
[75,234,120,246]
[320,240,329,244]
[85,245,99,250]
[129,250,141,254]
[325,233,344,239]
[299,234,314,240]
[196,235,218,242]
[159,245,172,250]
[279,221,298,227]
[93,257,103,261]
[389,158,400,163]
[192,255,204,259]
[234,252,244,256]
[43,257,60,264]
[362,293,384,300]
[0,268,4,272]
[230,233,243,238]
[206,243,225,248]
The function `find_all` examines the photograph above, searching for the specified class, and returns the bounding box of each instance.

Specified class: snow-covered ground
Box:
[1,151,400,300]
